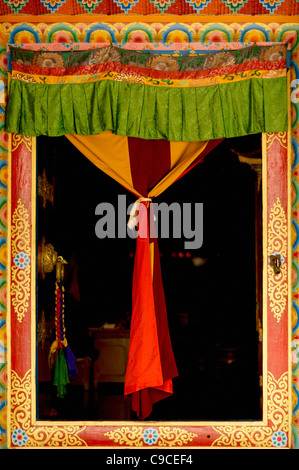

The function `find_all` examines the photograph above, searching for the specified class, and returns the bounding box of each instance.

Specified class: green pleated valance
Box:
[5,44,289,142]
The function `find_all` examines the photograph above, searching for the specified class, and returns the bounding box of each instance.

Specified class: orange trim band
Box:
[11,67,286,86]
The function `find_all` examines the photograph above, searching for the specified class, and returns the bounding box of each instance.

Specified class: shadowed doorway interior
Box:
[36,133,262,422]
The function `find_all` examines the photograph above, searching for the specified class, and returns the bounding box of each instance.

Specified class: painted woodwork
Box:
[0,0,299,15]
[0,18,298,448]
[6,131,292,448]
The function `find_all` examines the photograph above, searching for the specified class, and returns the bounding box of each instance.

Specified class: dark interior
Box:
[36,133,263,422]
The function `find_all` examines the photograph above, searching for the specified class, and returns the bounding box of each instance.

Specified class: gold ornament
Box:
[267,198,288,322]
[211,372,289,447]
[11,199,31,323]
[38,169,54,209]
[10,369,87,447]
[104,426,197,447]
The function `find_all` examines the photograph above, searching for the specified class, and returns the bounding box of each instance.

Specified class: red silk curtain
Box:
[67,132,222,418]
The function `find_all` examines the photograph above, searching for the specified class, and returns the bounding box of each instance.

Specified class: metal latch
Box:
[269,252,284,275]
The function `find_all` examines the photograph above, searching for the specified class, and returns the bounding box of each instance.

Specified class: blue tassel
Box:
[64,344,78,378]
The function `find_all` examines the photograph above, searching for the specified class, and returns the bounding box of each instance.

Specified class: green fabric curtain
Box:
[5,44,288,142]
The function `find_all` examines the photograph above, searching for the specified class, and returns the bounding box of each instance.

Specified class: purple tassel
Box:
[64,344,78,378]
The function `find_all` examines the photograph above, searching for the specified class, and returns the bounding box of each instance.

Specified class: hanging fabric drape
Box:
[5,42,289,418]
[66,132,221,418]
[6,43,288,141]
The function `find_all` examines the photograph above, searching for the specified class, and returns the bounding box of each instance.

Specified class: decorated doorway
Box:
[7,42,292,448]
[34,133,263,422]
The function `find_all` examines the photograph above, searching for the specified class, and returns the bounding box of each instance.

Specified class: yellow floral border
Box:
[211,372,289,447]
[10,370,88,447]
[10,199,30,323]
[267,198,288,323]
[104,426,197,447]
[11,67,286,87]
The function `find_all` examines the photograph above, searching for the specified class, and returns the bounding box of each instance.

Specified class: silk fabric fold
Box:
[6,44,288,141]
[67,132,221,418]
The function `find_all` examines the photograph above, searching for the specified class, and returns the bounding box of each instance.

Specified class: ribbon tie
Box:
[127,197,154,230]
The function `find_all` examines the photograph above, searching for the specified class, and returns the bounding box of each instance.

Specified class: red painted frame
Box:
[7,132,291,448]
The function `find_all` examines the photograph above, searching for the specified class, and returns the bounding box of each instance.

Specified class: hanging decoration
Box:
[6,43,289,142]
[48,255,78,398]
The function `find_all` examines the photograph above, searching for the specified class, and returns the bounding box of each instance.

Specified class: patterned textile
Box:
[6,43,288,141]
[10,43,288,73]
[1,0,299,15]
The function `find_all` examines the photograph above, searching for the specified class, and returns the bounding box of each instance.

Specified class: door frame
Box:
[6,130,292,448]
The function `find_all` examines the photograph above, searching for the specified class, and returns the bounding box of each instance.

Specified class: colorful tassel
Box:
[55,280,66,348]
[64,344,78,379]
[49,277,78,397]
[53,349,69,399]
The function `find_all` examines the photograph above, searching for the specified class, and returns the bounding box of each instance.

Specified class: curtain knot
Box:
[127,197,153,230]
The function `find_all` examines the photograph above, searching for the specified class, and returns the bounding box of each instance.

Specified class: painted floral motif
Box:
[184,0,212,13]
[40,0,66,12]
[0,167,7,188]
[122,24,153,44]
[0,397,7,448]
[13,252,30,270]
[3,0,29,14]
[292,337,299,372]
[50,30,76,44]
[279,30,298,50]
[0,283,7,309]
[165,30,192,44]
[0,243,7,271]
[222,0,248,13]
[0,83,5,108]
[142,428,159,445]
[241,29,267,43]
[88,30,113,44]
[0,338,5,364]
[77,0,102,12]
[150,0,175,13]
[12,428,28,446]
[271,430,287,447]
[0,0,297,14]
[259,0,283,14]
[113,0,139,13]
[0,52,8,76]
[13,30,38,46]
